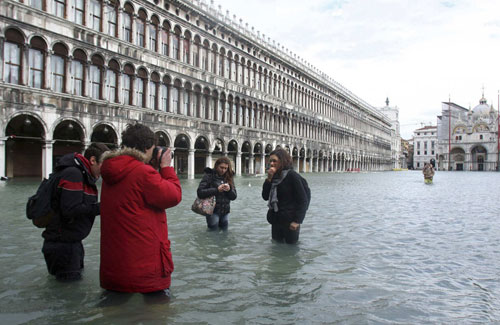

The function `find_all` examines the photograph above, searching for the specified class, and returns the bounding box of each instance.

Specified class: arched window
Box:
[161,21,170,56]
[211,44,218,73]
[106,59,119,102]
[172,27,181,60]
[90,54,104,99]
[160,76,170,112]
[53,0,66,18]
[51,43,67,93]
[219,48,225,77]
[246,62,252,86]
[232,100,237,124]
[136,9,147,47]
[149,16,160,52]
[72,0,85,25]
[122,4,133,42]
[136,68,147,107]
[193,36,201,68]
[149,72,160,109]
[29,37,47,89]
[171,86,179,112]
[90,0,102,31]
[183,31,191,64]
[226,52,231,79]
[106,0,118,37]
[183,87,190,115]
[239,58,245,84]
[3,29,24,85]
[71,49,86,96]
[122,64,134,105]
[201,40,209,71]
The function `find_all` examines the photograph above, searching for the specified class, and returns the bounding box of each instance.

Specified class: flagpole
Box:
[448,96,451,171]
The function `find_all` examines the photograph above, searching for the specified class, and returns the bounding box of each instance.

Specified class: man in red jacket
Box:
[99,123,182,299]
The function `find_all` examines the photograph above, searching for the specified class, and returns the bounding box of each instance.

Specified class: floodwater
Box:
[1,171,500,324]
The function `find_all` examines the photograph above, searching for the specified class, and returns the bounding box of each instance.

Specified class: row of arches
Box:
[438,146,496,171]
[1,27,379,149]
[10,0,385,136]
[1,113,389,178]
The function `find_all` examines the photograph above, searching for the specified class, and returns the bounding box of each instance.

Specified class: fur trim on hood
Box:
[101,147,149,163]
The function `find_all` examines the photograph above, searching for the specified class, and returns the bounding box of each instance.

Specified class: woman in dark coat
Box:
[197,157,237,229]
[262,148,309,244]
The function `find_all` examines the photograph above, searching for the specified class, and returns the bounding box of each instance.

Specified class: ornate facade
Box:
[0,0,392,179]
[437,96,499,171]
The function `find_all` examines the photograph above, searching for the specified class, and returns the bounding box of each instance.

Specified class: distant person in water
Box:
[423,162,435,183]
[262,148,310,244]
[197,157,237,230]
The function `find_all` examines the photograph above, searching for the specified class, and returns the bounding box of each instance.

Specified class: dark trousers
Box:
[42,240,84,281]
[272,223,300,244]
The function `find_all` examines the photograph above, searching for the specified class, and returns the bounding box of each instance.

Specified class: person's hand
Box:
[222,184,230,191]
[159,148,172,169]
[289,222,300,231]
[217,184,226,192]
[267,167,276,181]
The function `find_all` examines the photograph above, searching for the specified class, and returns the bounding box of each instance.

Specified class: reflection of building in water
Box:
[0,0,392,179]
[436,94,499,171]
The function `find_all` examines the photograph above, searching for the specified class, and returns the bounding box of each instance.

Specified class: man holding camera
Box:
[99,123,182,299]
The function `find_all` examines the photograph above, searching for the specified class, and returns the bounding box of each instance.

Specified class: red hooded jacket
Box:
[99,148,182,293]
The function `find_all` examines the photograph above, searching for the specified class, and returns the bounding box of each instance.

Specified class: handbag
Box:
[191,196,216,216]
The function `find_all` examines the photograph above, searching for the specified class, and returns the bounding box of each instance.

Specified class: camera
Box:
[149,146,169,169]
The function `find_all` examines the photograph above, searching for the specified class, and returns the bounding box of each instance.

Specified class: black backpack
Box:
[299,174,311,211]
[26,172,61,228]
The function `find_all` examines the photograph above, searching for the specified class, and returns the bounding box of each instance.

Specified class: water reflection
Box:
[2,171,500,323]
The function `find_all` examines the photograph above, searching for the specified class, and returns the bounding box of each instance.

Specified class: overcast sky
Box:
[212,0,500,139]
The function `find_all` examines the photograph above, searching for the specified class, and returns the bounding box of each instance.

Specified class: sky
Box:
[211,0,500,139]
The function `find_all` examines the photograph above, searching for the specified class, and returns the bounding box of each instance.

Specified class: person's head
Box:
[121,123,156,161]
[214,157,234,186]
[84,142,110,178]
[269,148,293,175]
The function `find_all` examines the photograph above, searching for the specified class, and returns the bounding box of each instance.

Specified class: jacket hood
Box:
[100,148,149,185]
[55,153,95,183]
[203,167,214,174]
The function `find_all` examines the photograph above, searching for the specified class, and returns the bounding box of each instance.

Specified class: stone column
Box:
[188,149,195,179]
[65,56,72,94]
[117,8,123,39]
[0,138,6,179]
[22,44,29,86]
[42,140,54,178]
[170,148,175,168]
[248,153,254,175]
[236,151,242,176]
[44,50,51,90]
[206,151,213,168]
[260,152,266,175]
[295,156,300,171]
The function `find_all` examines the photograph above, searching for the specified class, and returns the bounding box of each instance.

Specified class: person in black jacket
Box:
[197,157,237,230]
[262,148,308,244]
[42,142,109,281]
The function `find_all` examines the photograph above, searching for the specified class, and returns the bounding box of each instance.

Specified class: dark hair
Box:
[121,123,155,152]
[269,148,293,175]
[84,142,110,162]
[214,157,234,187]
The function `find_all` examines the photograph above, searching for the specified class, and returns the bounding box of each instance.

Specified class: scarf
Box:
[268,169,290,212]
